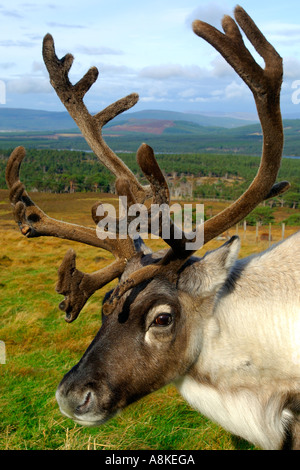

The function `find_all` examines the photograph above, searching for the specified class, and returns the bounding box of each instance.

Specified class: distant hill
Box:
[0,107,258,132]
[0,107,299,156]
[0,108,75,131]
[105,109,258,129]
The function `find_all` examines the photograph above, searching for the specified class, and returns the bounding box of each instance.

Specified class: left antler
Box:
[42,34,151,204]
[6,35,171,322]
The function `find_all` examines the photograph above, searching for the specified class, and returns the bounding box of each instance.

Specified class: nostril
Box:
[75,391,93,415]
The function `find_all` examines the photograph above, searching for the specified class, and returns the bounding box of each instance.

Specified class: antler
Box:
[6,6,291,320]
[160,6,290,254]
[55,249,125,322]
[6,145,170,322]
[42,34,152,205]
[103,5,291,315]
[6,147,122,253]
[5,146,138,322]
[6,37,171,321]
[191,6,290,246]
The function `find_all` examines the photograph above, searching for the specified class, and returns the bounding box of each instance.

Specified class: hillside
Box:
[104,109,258,129]
[0,108,299,156]
[0,108,75,131]
[0,107,256,132]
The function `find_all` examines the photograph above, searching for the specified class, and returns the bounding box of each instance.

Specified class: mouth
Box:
[73,417,107,427]
[56,386,118,427]
[59,406,110,427]
[58,399,116,427]
[74,410,117,427]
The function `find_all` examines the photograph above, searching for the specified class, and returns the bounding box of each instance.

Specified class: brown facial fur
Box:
[56,273,200,423]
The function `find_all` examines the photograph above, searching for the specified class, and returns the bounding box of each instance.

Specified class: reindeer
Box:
[5,6,300,450]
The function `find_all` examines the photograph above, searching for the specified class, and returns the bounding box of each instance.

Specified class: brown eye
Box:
[153,314,172,327]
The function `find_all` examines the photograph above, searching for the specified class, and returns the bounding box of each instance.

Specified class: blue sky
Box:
[0,0,300,119]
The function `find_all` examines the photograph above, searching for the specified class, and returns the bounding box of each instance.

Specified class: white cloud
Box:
[46,21,86,29]
[0,40,35,47]
[210,55,235,78]
[263,22,300,40]
[140,96,174,103]
[283,57,300,79]
[0,62,15,69]
[76,45,124,56]
[0,8,23,18]
[211,89,223,97]
[95,63,134,76]
[185,1,231,29]
[31,61,46,72]
[139,64,206,81]
[7,77,52,94]
[224,81,248,99]
[178,88,198,99]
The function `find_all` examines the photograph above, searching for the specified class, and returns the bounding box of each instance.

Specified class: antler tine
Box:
[42,34,151,204]
[136,143,170,206]
[56,249,125,323]
[233,6,281,72]
[136,143,189,252]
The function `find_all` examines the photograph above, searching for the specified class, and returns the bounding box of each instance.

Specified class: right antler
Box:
[192,6,290,245]
[103,5,291,315]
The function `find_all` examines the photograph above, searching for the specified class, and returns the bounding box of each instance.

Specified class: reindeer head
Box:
[55,235,243,425]
[6,6,289,426]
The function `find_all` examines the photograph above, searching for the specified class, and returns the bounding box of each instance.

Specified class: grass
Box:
[0,188,298,450]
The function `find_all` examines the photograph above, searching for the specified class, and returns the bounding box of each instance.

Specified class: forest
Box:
[1,147,300,226]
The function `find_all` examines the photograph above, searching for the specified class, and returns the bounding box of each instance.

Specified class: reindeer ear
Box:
[178,236,240,297]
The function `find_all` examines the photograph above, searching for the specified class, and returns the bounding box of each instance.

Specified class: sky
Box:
[0,0,300,119]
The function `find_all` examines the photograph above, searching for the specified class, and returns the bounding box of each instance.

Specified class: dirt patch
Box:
[106,119,175,135]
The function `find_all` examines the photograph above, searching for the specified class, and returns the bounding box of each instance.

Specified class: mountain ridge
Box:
[0,107,258,132]
[0,107,299,156]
